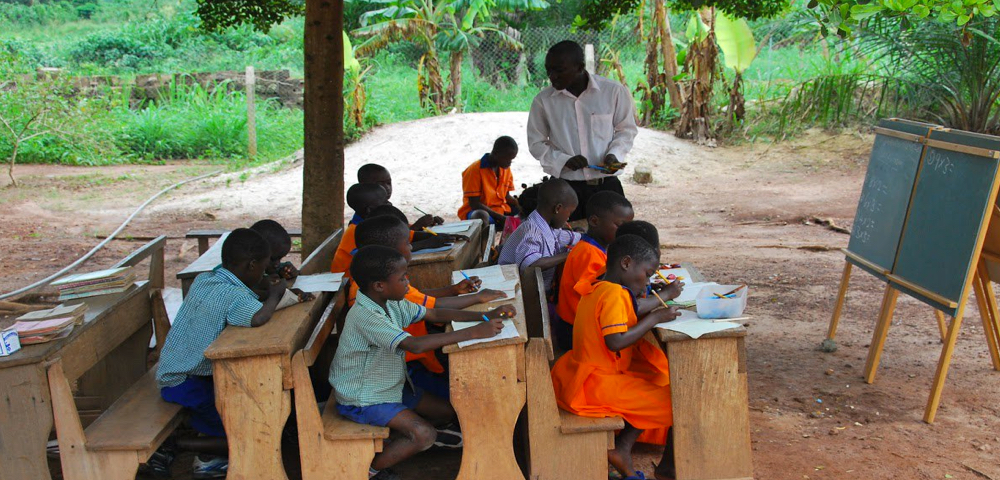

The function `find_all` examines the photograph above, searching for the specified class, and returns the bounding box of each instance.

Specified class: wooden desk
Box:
[408,220,484,290]
[0,237,166,480]
[443,264,528,480]
[653,264,753,480]
[177,232,228,296]
[204,295,329,480]
[188,228,302,256]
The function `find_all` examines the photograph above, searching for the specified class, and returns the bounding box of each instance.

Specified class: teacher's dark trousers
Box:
[566,176,626,221]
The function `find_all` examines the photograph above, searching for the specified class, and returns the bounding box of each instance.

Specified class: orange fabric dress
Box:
[551,281,673,432]
[556,235,607,325]
[457,156,514,219]
[348,282,444,373]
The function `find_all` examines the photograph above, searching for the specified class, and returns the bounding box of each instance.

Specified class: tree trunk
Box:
[301,0,345,256]
[8,140,18,188]
[657,1,683,112]
[676,7,717,144]
[447,50,463,111]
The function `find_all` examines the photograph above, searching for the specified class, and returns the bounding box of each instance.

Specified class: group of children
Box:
[155,136,681,480]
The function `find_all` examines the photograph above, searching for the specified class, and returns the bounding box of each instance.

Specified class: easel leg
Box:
[864,286,899,384]
[924,303,969,423]
[972,268,1000,370]
[934,310,948,342]
[826,262,853,342]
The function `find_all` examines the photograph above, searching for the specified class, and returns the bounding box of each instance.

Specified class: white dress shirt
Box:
[526,72,639,181]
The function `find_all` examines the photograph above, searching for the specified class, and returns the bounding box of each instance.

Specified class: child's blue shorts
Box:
[336,385,424,427]
[160,376,226,437]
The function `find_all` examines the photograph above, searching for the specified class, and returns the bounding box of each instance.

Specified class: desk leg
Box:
[665,337,753,480]
[214,355,291,480]
[450,345,526,480]
[0,363,53,480]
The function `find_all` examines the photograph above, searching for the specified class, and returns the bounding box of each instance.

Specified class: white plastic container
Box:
[696,284,748,319]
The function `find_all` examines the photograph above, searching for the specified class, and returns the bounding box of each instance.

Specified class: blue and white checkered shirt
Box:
[331,291,426,407]
[156,266,262,388]
[498,210,581,289]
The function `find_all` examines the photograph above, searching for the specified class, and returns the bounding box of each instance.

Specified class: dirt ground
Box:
[3,112,1000,480]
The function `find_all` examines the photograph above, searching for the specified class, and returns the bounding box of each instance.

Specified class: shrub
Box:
[69,31,161,69]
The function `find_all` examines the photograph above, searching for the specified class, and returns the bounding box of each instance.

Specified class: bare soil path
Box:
[2,113,999,479]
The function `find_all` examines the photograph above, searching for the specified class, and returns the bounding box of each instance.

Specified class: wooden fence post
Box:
[246,66,257,160]
[585,44,595,74]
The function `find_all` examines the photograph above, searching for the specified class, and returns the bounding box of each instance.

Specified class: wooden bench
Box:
[47,359,183,480]
[521,266,555,360]
[525,337,623,480]
[187,228,302,255]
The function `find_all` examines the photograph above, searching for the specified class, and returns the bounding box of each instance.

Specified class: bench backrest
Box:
[520,267,554,360]
[302,280,350,367]
[300,229,344,276]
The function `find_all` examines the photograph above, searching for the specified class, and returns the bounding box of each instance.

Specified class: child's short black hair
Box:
[250,219,290,248]
[356,215,409,248]
[586,191,633,219]
[222,228,270,268]
[357,163,389,183]
[616,220,659,250]
[537,177,577,208]
[351,245,406,291]
[607,234,658,267]
[346,183,388,214]
[492,136,518,153]
[369,204,409,224]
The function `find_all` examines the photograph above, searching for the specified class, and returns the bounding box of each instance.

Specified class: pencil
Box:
[422,227,438,236]
[652,291,670,310]
[722,284,747,296]
[415,206,429,216]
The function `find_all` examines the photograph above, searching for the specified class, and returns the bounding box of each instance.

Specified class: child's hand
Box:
[564,155,589,171]
[278,262,299,281]
[663,280,684,300]
[292,288,315,302]
[476,289,507,303]
[488,304,517,320]
[443,233,470,243]
[454,276,482,294]
[471,318,504,339]
[266,276,288,298]
[412,214,436,230]
[432,216,445,226]
[424,235,452,249]
[649,306,681,323]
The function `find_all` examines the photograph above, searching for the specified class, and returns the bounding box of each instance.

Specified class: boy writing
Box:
[358,163,443,230]
[497,178,581,290]
[554,191,634,351]
[331,245,515,479]
[457,136,521,228]
[250,219,314,302]
[157,228,286,477]
[550,234,678,480]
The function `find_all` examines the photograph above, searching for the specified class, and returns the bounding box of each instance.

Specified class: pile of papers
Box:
[452,265,518,303]
[16,303,88,326]
[11,317,76,345]
[52,267,135,301]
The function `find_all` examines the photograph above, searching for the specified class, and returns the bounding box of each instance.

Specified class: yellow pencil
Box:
[655,271,671,284]
[652,291,670,309]
[422,227,438,236]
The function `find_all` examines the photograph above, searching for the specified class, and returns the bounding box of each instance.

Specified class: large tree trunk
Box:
[676,7,717,144]
[656,0,683,112]
[302,0,345,256]
[446,50,463,111]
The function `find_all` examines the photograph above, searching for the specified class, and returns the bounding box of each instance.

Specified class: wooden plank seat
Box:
[292,350,389,480]
[47,360,184,480]
[187,227,303,255]
[525,338,623,480]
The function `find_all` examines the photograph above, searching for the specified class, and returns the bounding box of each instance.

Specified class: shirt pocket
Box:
[590,113,614,147]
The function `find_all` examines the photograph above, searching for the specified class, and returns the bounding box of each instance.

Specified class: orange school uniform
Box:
[348,282,444,373]
[331,216,415,274]
[550,281,673,431]
[556,235,607,325]
[457,155,515,219]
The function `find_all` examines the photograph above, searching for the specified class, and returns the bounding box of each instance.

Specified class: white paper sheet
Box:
[655,309,740,339]
[452,265,507,285]
[651,267,693,284]
[431,220,477,235]
[452,319,519,348]
[293,272,345,293]
[670,282,719,305]
[276,289,301,310]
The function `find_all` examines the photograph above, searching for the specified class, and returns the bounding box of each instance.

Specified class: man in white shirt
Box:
[527,40,639,221]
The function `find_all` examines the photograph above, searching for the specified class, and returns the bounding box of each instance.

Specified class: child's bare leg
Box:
[608,422,642,477]
[413,392,456,428]
[469,210,492,225]
[372,409,437,470]
[654,427,676,480]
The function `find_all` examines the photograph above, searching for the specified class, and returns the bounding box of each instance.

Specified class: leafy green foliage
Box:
[194,0,303,33]
[69,31,161,69]
[575,0,788,30]
[809,0,1000,37]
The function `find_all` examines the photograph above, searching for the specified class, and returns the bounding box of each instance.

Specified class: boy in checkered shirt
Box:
[156,228,287,477]
[331,245,515,479]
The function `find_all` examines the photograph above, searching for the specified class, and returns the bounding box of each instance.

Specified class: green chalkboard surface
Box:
[891,129,1000,316]
[845,119,937,278]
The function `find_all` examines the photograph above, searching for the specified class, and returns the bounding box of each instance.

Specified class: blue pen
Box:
[461,271,479,291]
[587,165,610,173]
[482,314,490,322]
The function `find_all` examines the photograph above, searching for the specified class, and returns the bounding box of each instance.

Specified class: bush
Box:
[69,31,161,69]
[75,2,97,19]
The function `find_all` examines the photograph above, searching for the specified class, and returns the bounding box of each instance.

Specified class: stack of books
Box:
[11,317,76,345]
[52,267,135,301]
[16,303,89,325]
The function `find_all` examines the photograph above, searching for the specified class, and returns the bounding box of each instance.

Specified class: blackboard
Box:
[891,129,1000,316]
[845,119,937,279]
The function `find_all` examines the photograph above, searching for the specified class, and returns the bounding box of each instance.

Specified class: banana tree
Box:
[715,12,756,123]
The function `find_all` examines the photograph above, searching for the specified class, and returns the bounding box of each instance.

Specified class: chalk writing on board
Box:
[853,216,876,244]
[925,150,955,175]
